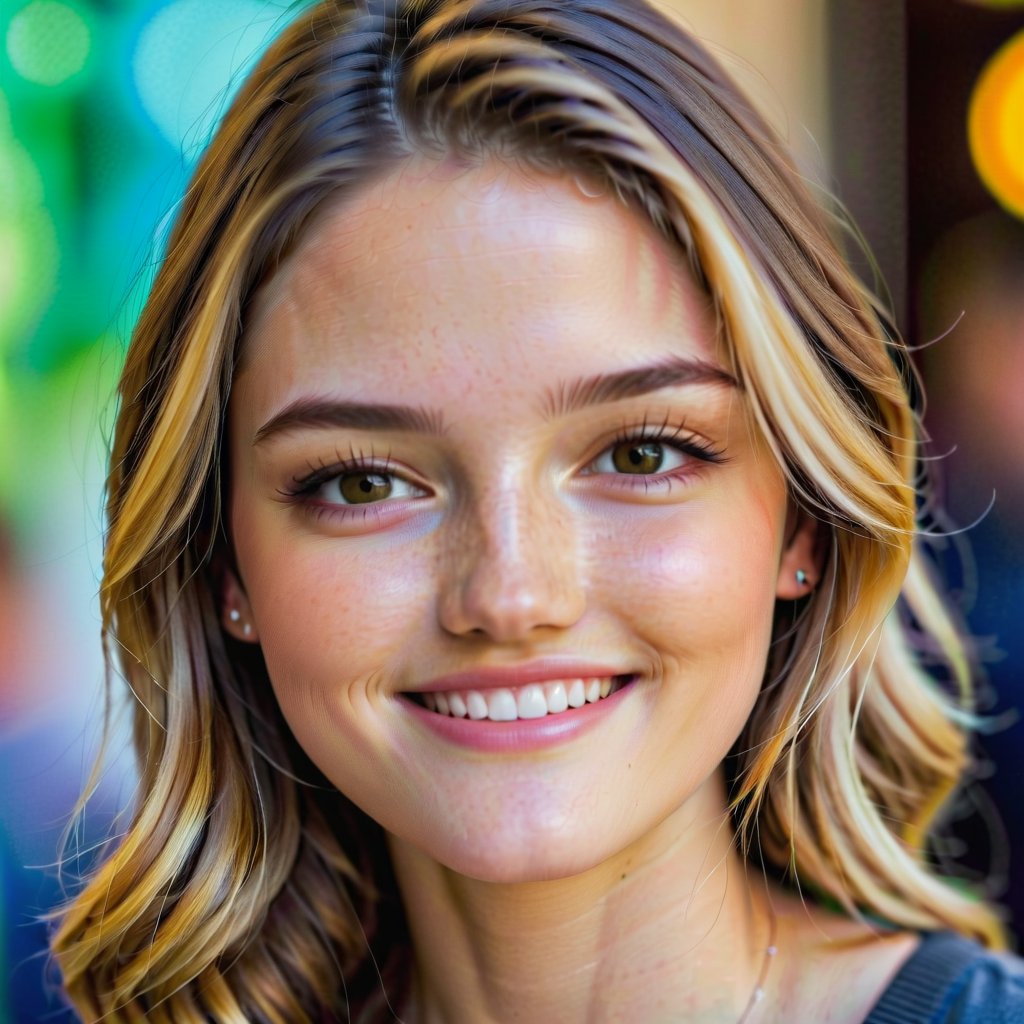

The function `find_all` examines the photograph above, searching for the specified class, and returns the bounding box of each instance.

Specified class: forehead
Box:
[236,157,722,410]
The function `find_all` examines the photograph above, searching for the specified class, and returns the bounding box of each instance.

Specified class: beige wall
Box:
[655,0,831,182]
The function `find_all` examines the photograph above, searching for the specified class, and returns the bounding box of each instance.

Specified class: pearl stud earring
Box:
[229,608,241,622]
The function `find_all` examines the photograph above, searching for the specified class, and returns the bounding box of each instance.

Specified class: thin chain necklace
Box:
[735,899,779,1024]
[401,897,780,1024]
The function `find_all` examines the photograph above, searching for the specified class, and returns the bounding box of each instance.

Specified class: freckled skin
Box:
[227,156,813,883]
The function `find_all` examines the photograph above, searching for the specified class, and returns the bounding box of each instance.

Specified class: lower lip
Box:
[400,679,636,753]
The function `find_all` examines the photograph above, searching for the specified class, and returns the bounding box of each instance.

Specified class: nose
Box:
[436,479,587,642]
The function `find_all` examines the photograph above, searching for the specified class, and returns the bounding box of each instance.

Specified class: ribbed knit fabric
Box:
[864,931,1024,1023]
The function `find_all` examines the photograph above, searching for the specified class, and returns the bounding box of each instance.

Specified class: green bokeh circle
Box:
[6,1,91,87]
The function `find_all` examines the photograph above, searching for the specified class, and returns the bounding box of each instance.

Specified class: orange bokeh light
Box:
[969,29,1024,219]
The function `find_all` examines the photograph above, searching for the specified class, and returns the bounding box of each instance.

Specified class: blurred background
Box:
[1,0,1022,1019]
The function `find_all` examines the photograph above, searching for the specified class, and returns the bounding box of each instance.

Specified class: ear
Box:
[775,503,825,600]
[220,561,260,643]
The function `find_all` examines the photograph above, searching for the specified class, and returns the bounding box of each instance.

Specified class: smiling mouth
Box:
[409,674,636,722]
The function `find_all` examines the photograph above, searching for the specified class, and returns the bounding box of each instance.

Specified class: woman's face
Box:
[226,158,815,881]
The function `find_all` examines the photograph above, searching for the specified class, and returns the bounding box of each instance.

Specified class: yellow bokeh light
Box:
[969,29,1024,219]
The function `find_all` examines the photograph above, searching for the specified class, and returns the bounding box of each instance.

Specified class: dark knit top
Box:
[864,931,1024,1023]
[325,930,1024,1022]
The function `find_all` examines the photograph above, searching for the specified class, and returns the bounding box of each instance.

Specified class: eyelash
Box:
[276,446,407,520]
[283,447,394,492]
[596,419,727,493]
[276,421,728,518]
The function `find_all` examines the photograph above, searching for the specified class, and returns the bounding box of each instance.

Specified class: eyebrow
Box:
[253,399,447,445]
[541,356,739,419]
[253,356,738,446]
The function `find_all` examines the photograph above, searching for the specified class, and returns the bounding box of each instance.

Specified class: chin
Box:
[412,815,627,885]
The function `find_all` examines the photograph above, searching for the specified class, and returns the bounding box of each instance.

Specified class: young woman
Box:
[53,1,1023,1021]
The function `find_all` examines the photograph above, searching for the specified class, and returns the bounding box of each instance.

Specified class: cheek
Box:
[597,498,781,640]
[235,527,445,822]
[233,517,435,723]
[592,494,782,742]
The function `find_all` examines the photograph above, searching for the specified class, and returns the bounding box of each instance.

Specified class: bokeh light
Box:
[6,1,92,88]
[0,95,59,358]
[969,28,1024,219]
[132,0,278,155]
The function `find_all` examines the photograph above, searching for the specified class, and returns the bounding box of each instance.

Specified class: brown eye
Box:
[339,472,394,503]
[611,441,665,474]
[300,464,428,508]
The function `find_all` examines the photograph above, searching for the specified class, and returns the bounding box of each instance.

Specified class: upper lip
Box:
[409,660,636,694]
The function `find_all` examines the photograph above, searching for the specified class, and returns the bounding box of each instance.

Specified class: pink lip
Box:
[410,661,634,694]
[400,678,636,753]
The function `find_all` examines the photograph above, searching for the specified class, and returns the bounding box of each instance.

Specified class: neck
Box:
[387,772,774,1024]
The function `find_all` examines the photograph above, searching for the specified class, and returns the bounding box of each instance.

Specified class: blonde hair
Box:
[53,0,1004,1019]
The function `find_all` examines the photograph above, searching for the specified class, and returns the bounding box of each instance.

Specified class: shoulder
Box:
[865,931,1024,1024]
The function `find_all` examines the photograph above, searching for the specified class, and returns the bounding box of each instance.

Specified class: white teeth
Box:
[545,681,568,714]
[516,684,548,719]
[466,691,488,720]
[487,688,518,722]
[419,677,629,720]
